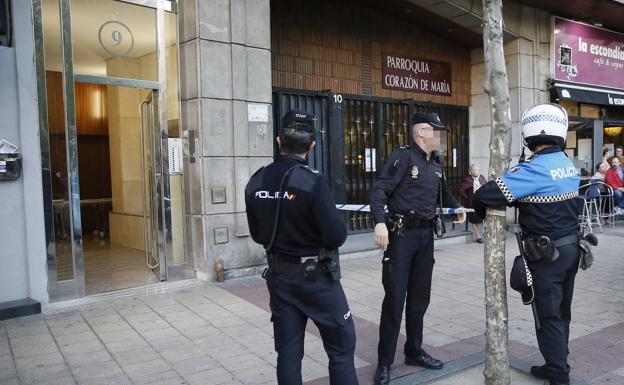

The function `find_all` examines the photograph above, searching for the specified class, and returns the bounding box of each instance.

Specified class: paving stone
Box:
[78,374,132,385]
[140,377,186,385]
[18,363,72,385]
[59,340,105,355]
[8,333,55,348]
[65,349,113,368]
[14,351,65,371]
[139,328,182,342]
[97,329,142,344]
[0,364,16,382]
[121,358,172,378]
[159,346,206,363]
[54,331,99,345]
[112,347,161,366]
[183,367,238,385]
[132,369,180,385]
[171,356,221,375]
[36,377,76,385]
[12,342,59,359]
[105,338,150,353]
[72,360,123,381]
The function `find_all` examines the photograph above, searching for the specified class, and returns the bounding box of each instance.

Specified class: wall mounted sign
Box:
[382,53,452,96]
[553,17,624,90]
[98,20,134,57]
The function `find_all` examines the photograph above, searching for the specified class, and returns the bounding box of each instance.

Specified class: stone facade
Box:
[179,0,558,280]
[179,0,273,281]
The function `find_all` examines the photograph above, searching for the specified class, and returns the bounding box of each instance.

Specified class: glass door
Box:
[35,0,189,301]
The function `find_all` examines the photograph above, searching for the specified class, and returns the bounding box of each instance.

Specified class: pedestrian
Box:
[458,163,487,243]
[245,110,358,385]
[616,145,623,163]
[605,156,624,213]
[370,112,466,385]
[473,103,581,385]
[600,147,611,170]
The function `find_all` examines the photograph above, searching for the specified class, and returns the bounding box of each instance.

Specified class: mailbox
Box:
[0,153,22,180]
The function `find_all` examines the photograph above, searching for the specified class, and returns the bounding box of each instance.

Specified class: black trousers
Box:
[378,227,434,366]
[266,271,359,385]
[530,242,580,382]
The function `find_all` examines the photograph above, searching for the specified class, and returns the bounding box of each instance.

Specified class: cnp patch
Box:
[411,166,419,179]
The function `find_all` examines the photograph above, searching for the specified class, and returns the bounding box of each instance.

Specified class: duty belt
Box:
[522,233,579,263]
[265,253,331,282]
[387,213,435,231]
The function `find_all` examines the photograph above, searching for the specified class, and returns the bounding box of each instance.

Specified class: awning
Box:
[553,82,624,107]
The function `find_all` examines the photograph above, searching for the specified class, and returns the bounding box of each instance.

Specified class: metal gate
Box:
[273,89,469,233]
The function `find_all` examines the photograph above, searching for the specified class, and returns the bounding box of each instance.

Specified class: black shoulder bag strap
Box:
[436,154,447,238]
[265,164,303,254]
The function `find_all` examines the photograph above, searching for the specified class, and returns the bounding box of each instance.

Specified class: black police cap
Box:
[510,255,535,305]
[282,109,314,133]
[412,112,446,131]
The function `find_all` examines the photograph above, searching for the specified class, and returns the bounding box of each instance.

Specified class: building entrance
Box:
[36,0,191,301]
[273,89,469,233]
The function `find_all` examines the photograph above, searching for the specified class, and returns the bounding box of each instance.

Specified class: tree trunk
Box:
[481,1,513,384]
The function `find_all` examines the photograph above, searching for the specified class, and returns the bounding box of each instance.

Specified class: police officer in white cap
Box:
[473,103,581,385]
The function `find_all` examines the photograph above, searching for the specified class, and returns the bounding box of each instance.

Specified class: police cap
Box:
[412,112,446,131]
[510,255,535,305]
[282,109,314,133]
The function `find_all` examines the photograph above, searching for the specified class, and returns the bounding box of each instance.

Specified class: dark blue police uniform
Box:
[245,154,358,385]
[370,143,460,369]
[473,146,581,384]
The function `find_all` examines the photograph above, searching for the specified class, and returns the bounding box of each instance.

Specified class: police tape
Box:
[335,204,474,214]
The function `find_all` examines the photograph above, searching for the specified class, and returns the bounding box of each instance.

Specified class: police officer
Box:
[245,110,359,385]
[370,112,466,385]
[473,103,581,385]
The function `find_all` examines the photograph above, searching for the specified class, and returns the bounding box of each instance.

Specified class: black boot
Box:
[374,365,390,385]
[530,365,547,379]
[405,350,444,370]
[530,365,570,384]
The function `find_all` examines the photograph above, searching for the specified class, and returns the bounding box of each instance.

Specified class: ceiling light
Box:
[604,126,623,136]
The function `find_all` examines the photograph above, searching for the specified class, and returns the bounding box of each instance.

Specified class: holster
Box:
[524,235,558,262]
[319,248,341,281]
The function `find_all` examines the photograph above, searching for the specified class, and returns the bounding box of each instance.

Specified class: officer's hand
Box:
[374,223,389,251]
[453,211,467,224]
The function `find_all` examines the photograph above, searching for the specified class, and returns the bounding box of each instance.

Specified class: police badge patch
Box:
[411,166,419,178]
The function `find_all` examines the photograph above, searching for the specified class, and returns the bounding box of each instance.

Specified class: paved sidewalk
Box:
[0,226,623,385]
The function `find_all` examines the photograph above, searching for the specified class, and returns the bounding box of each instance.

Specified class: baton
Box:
[532,302,541,331]
[514,229,541,331]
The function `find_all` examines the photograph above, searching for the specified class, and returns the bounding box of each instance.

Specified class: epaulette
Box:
[399,145,411,150]
[301,165,320,175]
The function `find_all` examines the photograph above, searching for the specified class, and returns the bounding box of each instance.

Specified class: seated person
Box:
[593,163,608,193]
[605,156,624,213]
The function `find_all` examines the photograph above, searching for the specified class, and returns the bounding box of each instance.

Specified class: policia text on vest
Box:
[473,103,582,385]
[245,110,359,385]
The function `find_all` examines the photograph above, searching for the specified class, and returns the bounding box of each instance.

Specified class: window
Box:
[0,0,12,48]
